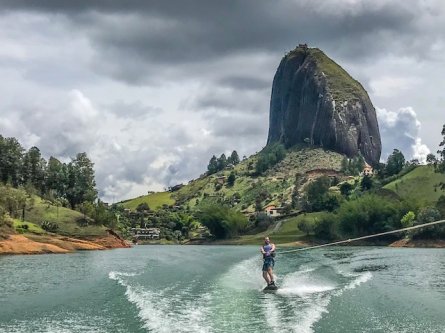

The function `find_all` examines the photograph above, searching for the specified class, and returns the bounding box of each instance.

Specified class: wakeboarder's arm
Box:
[260,246,266,254]
[271,243,276,252]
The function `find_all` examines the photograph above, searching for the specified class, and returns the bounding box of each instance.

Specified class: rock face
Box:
[267,47,381,165]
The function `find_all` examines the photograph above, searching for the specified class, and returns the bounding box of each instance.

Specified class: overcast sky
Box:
[0,0,444,202]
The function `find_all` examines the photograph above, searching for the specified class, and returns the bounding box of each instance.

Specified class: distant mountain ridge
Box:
[267,46,381,165]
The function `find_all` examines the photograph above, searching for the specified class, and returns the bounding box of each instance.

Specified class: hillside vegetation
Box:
[384,166,445,206]
[0,185,108,239]
[175,147,344,212]
[121,192,175,211]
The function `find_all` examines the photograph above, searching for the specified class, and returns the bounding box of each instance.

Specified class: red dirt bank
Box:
[0,230,131,255]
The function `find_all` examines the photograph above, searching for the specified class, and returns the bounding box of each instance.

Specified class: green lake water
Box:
[0,246,444,332]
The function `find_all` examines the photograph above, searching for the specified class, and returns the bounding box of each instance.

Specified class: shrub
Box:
[197,202,248,239]
[412,207,444,239]
[41,221,59,232]
[336,194,400,237]
[313,213,338,240]
[298,218,314,235]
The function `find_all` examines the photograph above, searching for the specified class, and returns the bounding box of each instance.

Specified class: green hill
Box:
[25,197,107,237]
[119,147,345,215]
[384,165,445,206]
[1,185,107,238]
[173,147,344,213]
[121,191,175,211]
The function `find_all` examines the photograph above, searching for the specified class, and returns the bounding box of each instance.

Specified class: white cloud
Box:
[376,106,430,162]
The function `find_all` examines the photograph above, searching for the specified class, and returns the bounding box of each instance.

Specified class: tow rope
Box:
[279,219,445,254]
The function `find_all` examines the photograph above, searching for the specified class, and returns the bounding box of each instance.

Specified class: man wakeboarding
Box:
[260,236,277,290]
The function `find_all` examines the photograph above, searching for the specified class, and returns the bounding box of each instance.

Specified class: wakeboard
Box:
[263,285,278,292]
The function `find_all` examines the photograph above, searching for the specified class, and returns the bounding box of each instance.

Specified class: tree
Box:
[66,153,97,208]
[298,218,314,235]
[0,136,24,186]
[413,206,443,239]
[227,172,236,187]
[401,211,415,228]
[385,149,405,177]
[360,175,373,191]
[417,207,441,224]
[136,202,150,212]
[45,156,67,198]
[339,183,353,197]
[217,153,227,171]
[197,202,247,239]
[228,150,240,165]
[207,155,218,175]
[303,176,333,211]
[426,153,437,165]
[255,144,286,174]
[21,146,46,193]
[337,194,400,236]
[436,124,445,190]
[0,185,29,219]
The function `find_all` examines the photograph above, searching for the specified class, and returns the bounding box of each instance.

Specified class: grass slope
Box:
[384,166,445,206]
[121,192,175,211]
[25,197,107,237]
[13,219,45,234]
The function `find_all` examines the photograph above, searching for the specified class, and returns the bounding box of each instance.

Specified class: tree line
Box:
[207,150,240,175]
[0,135,97,209]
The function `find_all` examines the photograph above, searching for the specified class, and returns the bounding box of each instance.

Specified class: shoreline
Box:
[2,235,444,256]
[187,238,445,249]
[0,231,131,256]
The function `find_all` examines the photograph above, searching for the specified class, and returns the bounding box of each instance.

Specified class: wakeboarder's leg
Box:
[267,268,275,285]
[263,270,271,284]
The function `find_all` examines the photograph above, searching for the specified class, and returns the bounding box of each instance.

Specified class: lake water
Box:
[0,246,444,333]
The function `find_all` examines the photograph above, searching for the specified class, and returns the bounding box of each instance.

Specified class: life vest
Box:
[263,244,276,258]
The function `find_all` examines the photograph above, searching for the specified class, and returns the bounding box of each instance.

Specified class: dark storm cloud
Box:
[190,86,270,114]
[0,0,424,84]
[218,76,270,91]
[1,0,443,201]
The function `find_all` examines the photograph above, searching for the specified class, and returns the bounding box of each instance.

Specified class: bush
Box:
[303,176,340,212]
[313,213,338,240]
[436,195,445,218]
[41,221,59,232]
[401,211,415,228]
[412,207,444,239]
[255,144,286,174]
[336,194,401,237]
[136,202,150,212]
[254,213,273,232]
[196,202,248,239]
[298,218,314,235]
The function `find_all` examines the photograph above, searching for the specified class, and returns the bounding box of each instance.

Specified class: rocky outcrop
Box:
[267,46,381,165]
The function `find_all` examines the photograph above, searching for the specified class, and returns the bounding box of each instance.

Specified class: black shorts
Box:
[262,257,275,271]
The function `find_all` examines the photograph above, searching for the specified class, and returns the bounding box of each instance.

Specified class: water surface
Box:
[0,246,444,332]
